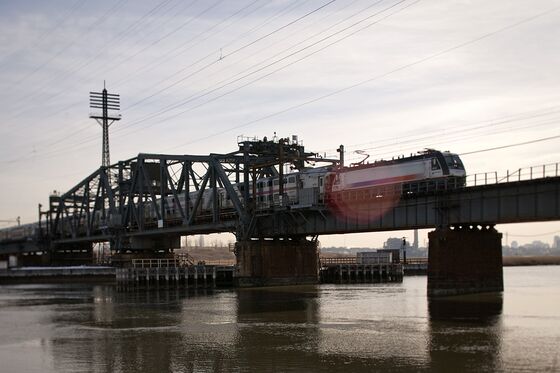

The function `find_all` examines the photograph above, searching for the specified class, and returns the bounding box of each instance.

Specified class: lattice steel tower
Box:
[89,83,121,168]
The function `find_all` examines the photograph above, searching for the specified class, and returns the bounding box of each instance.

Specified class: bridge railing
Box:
[196,259,236,266]
[467,162,560,187]
[404,257,428,265]
[132,259,181,268]
[320,257,356,265]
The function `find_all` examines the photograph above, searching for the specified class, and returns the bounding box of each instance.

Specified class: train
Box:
[0,149,466,240]
[144,148,466,224]
[0,222,39,242]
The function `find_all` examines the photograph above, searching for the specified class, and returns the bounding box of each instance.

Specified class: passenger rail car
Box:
[0,223,39,242]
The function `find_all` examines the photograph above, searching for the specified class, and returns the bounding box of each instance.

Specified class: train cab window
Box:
[445,155,464,169]
[288,176,295,183]
[431,158,441,171]
[273,180,279,186]
[267,180,272,187]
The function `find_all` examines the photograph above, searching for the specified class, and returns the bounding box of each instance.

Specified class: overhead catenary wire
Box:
[120,0,385,117]
[114,0,410,135]
[112,0,559,150]
[1,2,558,167]
[328,106,560,158]
[120,0,338,114]
[3,0,299,133]
[160,2,559,152]
[111,0,269,88]
[1,0,334,156]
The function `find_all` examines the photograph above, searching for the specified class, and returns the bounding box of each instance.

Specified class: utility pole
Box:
[402,237,407,264]
[89,82,121,170]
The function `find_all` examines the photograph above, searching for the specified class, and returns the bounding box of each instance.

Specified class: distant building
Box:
[553,236,560,250]
[384,237,407,250]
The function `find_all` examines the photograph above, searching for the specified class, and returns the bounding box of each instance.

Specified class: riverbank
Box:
[503,256,560,266]
[0,266,116,284]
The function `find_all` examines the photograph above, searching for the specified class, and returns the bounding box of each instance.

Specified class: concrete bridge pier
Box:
[428,225,503,297]
[234,238,319,287]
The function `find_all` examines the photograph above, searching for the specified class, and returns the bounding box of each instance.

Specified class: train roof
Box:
[345,149,456,170]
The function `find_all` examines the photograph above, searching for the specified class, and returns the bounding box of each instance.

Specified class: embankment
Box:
[503,256,560,266]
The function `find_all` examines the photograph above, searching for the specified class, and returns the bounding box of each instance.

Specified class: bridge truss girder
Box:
[44,137,337,251]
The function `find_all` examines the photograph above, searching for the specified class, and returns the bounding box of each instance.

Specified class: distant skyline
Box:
[1,0,560,247]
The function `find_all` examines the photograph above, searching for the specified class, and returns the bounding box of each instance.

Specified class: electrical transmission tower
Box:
[89,83,121,169]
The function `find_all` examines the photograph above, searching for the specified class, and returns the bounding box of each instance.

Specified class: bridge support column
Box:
[428,225,503,297]
[235,238,318,287]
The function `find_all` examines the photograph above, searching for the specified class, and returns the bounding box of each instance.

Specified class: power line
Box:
[2,2,558,166]
[121,0,383,117]
[116,0,406,133]
[341,118,560,164]
[5,0,288,129]
[459,134,560,156]
[157,3,558,151]
[336,108,560,157]
[98,0,224,77]
[112,0,267,88]
[4,0,330,150]
[121,0,338,114]
[0,1,331,162]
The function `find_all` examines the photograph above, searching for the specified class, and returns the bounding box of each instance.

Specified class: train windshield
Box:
[444,154,464,169]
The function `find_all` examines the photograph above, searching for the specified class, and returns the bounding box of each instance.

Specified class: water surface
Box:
[0,266,559,372]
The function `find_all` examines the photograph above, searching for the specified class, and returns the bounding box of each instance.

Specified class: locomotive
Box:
[322,149,466,219]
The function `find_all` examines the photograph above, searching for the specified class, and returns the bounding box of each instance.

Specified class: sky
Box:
[1,0,560,248]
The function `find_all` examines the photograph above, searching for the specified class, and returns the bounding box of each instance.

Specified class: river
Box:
[0,266,559,372]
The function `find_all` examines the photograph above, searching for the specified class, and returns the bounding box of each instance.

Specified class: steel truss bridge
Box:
[1,137,560,260]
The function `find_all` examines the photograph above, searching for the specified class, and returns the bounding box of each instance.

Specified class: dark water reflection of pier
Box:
[428,293,504,372]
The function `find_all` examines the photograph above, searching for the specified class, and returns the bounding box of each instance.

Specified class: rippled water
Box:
[0,266,559,372]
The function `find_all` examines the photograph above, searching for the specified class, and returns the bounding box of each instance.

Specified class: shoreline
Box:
[502,256,560,266]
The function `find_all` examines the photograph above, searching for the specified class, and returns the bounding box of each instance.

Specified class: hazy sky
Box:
[1,0,560,248]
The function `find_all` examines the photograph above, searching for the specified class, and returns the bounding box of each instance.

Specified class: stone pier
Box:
[428,225,503,297]
[235,238,318,287]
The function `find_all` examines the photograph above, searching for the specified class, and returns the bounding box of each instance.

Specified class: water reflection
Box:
[234,286,321,372]
[428,293,504,372]
[7,272,560,373]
